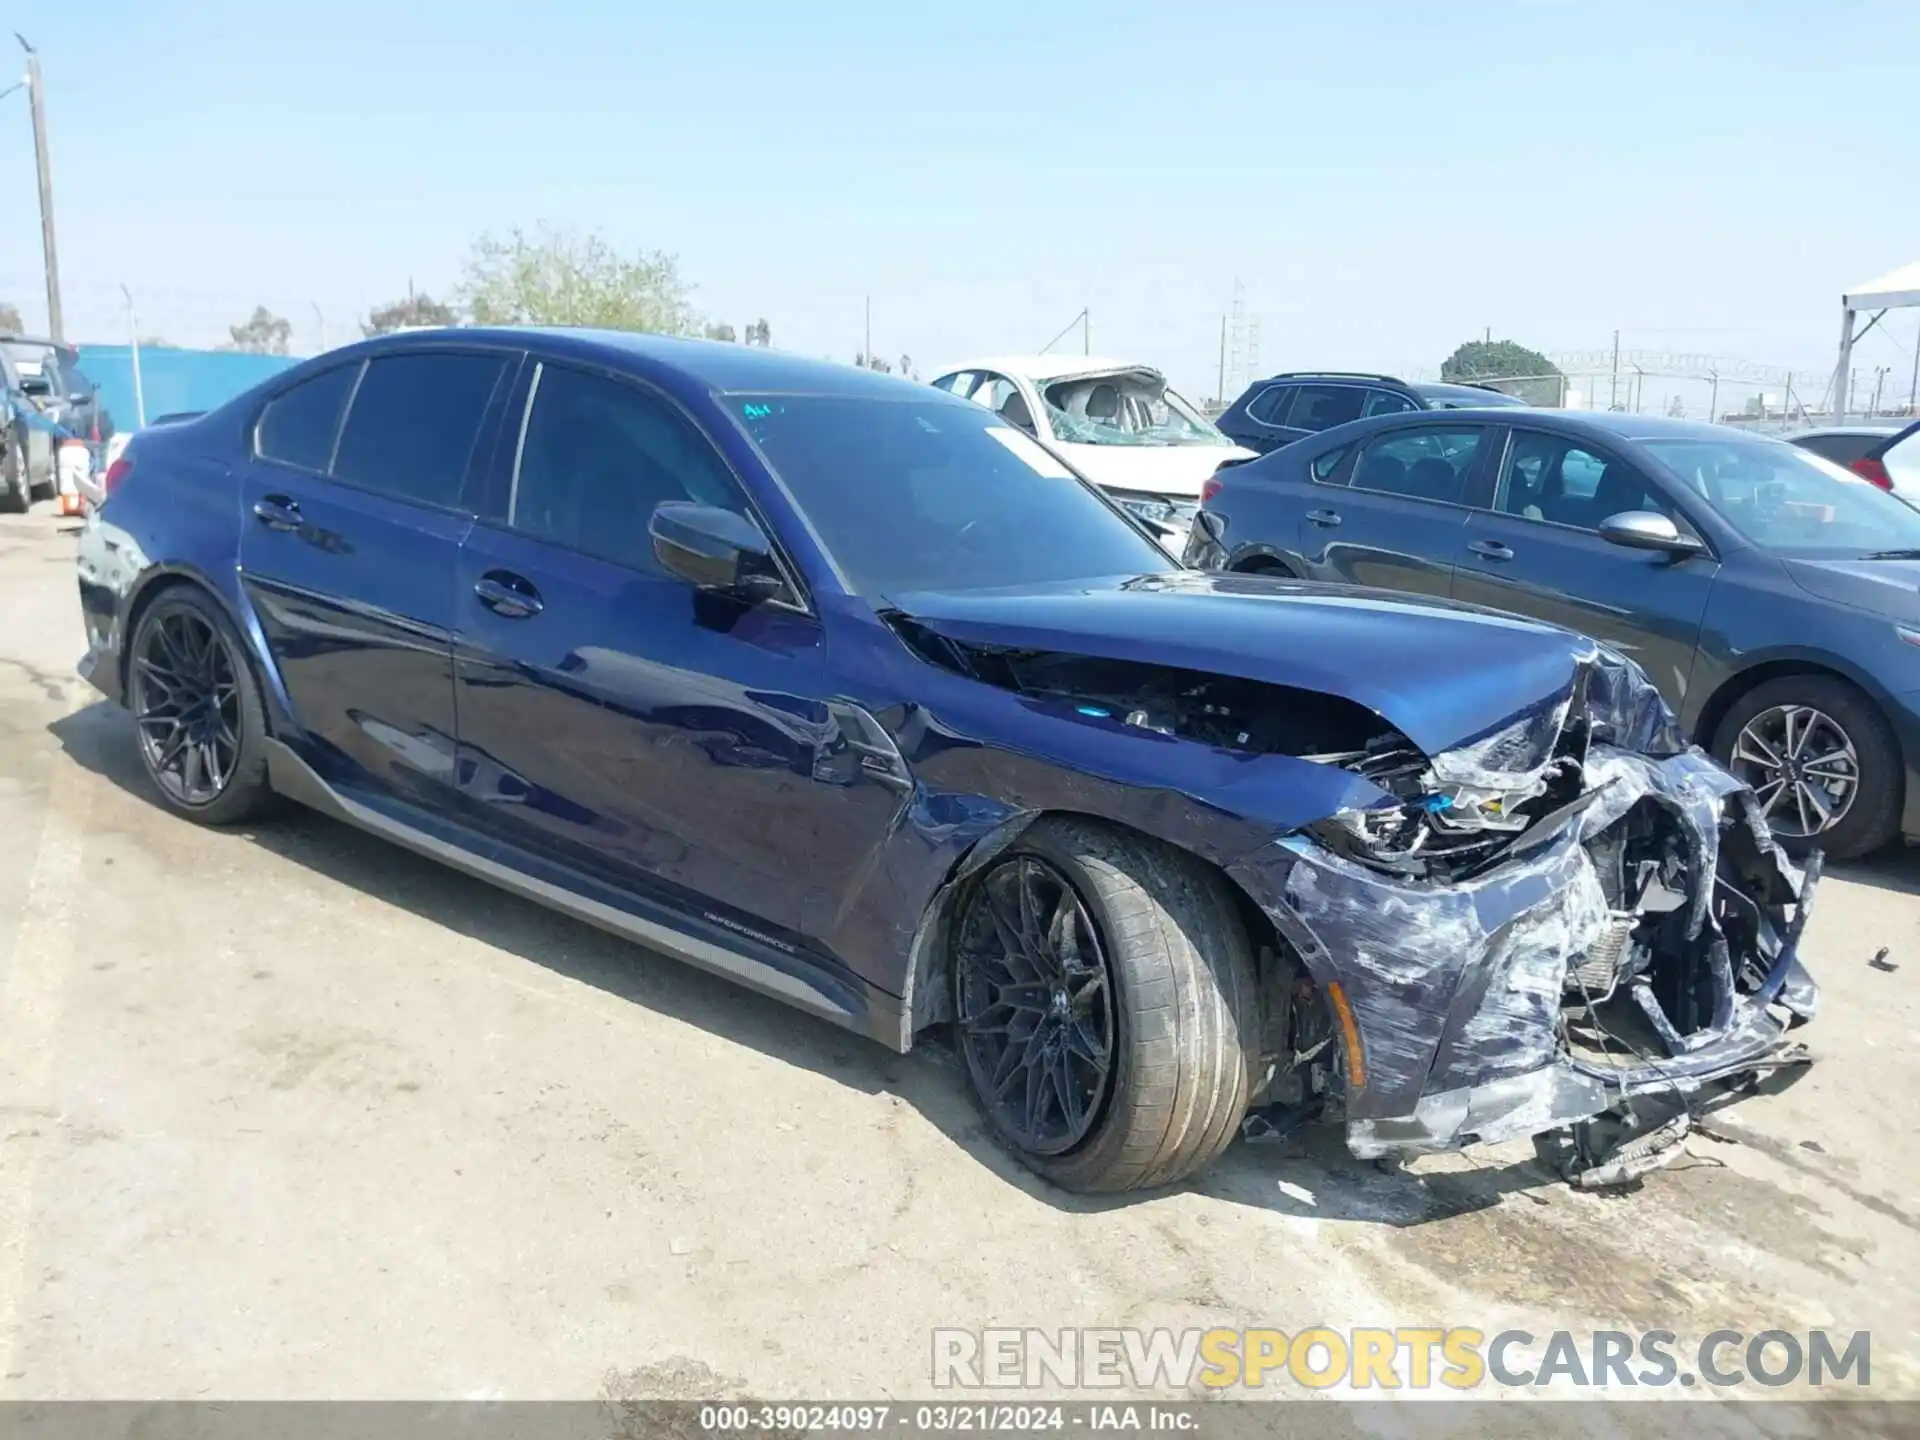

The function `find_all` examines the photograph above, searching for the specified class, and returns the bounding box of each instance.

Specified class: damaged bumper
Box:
[1228,650,1820,1160]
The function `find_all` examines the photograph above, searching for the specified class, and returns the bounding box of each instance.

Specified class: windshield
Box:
[1640,435,1920,557]
[1039,371,1233,448]
[733,392,1172,596]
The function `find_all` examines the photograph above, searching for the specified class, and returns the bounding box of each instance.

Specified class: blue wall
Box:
[72,345,299,431]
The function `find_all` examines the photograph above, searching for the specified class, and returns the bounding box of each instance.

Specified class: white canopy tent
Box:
[1834,259,1920,420]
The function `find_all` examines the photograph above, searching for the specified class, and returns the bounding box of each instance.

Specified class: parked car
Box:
[1789,419,1920,505]
[1188,407,1920,859]
[76,330,1815,1192]
[1216,371,1529,455]
[0,336,111,443]
[929,356,1251,551]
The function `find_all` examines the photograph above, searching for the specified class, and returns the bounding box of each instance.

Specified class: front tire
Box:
[128,587,276,826]
[1712,675,1900,860]
[950,817,1257,1193]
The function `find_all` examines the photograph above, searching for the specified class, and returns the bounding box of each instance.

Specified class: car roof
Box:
[344,326,931,399]
[936,354,1166,384]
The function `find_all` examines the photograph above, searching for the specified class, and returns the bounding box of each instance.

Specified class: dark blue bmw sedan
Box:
[1188,407,1920,862]
[75,330,1817,1192]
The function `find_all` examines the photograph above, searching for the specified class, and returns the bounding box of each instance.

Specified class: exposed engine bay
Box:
[892,616,1818,1181]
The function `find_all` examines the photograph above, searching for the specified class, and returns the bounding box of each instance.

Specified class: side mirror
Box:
[1597,510,1704,556]
[649,502,787,602]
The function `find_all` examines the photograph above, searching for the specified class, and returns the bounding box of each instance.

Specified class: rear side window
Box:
[510,362,749,573]
[332,353,506,509]
[255,364,360,472]
[1246,384,1295,425]
[1288,384,1367,432]
[1350,426,1485,505]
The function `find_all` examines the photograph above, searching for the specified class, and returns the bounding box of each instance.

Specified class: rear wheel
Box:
[1712,675,1900,860]
[1,430,28,513]
[950,817,1257,1193]
[128,588,276,826]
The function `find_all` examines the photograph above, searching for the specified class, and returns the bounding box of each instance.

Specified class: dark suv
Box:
[1216,371,1528,455]
[1186,406,1920,860]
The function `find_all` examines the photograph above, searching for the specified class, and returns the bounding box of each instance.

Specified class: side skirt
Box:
[264,739,911,1051]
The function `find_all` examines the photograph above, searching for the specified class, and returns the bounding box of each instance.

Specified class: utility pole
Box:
[18,36,63,342]
[1216,315,1227,407]
[1707,369,1719,424]
[1083,308,1089,356]
[122,286,146,429]
[1870,365,1888,419]
[863,296,871,369]
[1609,330,1620,410]
[1910,317,1919,414]
[312,302,325,353]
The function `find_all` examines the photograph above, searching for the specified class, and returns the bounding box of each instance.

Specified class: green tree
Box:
[703,321,737,343]
[229,306,292,355]
[460,224,697,333]
[363,291,457,336]
[1439,338,1563,405]
[0,300,22,335]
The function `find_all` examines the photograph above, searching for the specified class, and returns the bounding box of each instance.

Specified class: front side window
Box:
[1494,433,1668,528]
[734,392,1168,596]
[332,353,506,508]
[1641,435,1920,558]
[255,363,361,473]
[1350,426,1484,505]
[1286,384,1367,433]
[511,363,748,572]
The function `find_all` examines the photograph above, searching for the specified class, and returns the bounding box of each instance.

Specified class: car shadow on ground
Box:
[1830,842,1920,902]
[51,698,1565,1226]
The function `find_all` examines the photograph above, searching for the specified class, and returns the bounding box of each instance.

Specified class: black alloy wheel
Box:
[131,603,244,808]
[953,854,1117,1156]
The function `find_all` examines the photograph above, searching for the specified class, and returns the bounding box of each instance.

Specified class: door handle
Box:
[474,571,543,619]
[252,495,302,531]
[1469,539,1514,561]
[1306,508,1343,528]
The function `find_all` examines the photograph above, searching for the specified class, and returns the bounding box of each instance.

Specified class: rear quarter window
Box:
[255,363,361,473]
[1310,444,1351,482]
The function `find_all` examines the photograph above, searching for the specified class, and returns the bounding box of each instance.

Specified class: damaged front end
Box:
[1227,647,1820,1164]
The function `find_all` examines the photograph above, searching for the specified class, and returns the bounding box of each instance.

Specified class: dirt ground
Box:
[2,504,1916,1424]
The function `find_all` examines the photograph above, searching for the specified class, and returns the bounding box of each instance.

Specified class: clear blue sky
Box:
[2,0,1915,406]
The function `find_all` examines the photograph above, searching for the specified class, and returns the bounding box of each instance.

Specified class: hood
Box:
[1782,555,1920,624]
[890,571,1594,759]
[1049,441,1255,500]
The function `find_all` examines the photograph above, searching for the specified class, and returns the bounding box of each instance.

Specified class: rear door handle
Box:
[252,495,302,531]
[1469,539,1514,561]
[1306,508,1343,527]
[474,571,543,619]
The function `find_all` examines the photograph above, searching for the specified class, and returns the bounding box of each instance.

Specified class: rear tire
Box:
[1711,674,1900,860]
[1,430,28,513]
[128,586,277,827]
[950,817,1257,1193]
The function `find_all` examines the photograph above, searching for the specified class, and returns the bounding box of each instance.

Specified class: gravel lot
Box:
[2,505,1917,1423]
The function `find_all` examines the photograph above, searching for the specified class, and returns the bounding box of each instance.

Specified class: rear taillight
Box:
[1852,456,1894,490]
[102,457,132,497]
[1201,476,1223,504]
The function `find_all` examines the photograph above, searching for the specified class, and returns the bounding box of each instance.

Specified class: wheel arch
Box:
[120,566,292,736]
[1692,655,1889,752]
[1227,546,1299,577]
[901,806,1297,1047]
